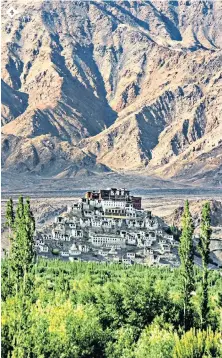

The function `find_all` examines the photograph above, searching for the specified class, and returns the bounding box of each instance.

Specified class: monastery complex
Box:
[35,188,180,266]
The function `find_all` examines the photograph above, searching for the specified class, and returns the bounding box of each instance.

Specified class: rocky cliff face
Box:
[1,0,222,184]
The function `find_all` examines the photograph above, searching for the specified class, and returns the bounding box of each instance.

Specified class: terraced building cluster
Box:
[35,188,180,266]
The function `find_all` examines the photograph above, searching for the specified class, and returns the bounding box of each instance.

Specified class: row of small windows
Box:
[104,201,125,206]
[106,209,125,214]
[93,237,120,242]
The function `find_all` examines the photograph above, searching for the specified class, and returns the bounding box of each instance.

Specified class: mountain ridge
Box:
[1,0,222,186]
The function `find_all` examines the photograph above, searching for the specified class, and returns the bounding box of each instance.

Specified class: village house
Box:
[78,244,89,253]
[69,243,81,256]
[122,257,133,265]
[126,252,136,260]
[89,233,126,247]
[39,245,49,253]
[61,251,69,257]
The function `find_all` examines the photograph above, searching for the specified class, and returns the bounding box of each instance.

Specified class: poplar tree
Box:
[5,197,15,236]
[198,201,212,329]
[10,196,23,285]
[179,200,195,331]
[24,197,35,238]
[4,198,15,296]
[10,196,36,292]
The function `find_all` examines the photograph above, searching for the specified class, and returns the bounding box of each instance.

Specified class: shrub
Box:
[52,249,60,255]
[135,323,176,358]
[173,328,222,358]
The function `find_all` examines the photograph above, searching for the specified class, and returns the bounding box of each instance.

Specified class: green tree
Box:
[1,257,222,357]
[10,196,36,292]
[6,197,15,236]
[106,325,136,358]
[173,328,221,358]
[198,202,212,329]
[179,200,195,331]
[2,197,36,357]
[24,197,35,236]
[135,323,176,358]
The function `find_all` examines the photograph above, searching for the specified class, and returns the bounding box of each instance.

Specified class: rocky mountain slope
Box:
[1,0,222,185]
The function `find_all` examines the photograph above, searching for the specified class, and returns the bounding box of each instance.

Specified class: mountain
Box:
[1,0,222,185]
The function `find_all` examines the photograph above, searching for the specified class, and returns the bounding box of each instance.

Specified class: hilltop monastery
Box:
[35,188,180,266]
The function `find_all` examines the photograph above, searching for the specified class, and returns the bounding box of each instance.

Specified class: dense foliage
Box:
[2,260,222,358]
[1,198,222,357]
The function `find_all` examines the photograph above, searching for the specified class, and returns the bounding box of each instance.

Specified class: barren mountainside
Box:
[1,0,222,185]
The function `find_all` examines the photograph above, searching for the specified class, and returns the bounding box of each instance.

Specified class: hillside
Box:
[1,0,222,185]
